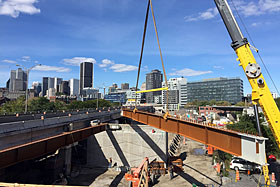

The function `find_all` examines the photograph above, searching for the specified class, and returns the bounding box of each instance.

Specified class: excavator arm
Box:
[214,0,280,185]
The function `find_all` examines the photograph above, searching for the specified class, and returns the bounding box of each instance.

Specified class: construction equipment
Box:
[125,157,150,187]
[125,157,183,187]
[213,0,280,185]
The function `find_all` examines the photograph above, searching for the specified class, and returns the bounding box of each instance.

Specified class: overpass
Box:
[0,106,153,169]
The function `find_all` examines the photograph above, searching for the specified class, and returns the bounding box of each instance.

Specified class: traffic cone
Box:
[235,169,240,182]
[272,172,276,183]
[247,170,250,175]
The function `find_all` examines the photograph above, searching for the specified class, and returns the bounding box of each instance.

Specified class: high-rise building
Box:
[9,68,27,91]
[59,81,70,95]
[42,77,49,96]
[54,77,63,92]
[187,77,243,104]
[69,79,79,96]
[80,62,94,94]
[32,81,42,97]
[48,77,55,90]
[146,69,163,103]
[121,83,129,90]
[162,77,187,111]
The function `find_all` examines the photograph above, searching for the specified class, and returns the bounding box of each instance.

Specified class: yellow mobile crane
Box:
[213,0,280,184]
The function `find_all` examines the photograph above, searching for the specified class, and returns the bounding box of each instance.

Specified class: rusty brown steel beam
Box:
[0,124,106,169]
[123,109,242,156]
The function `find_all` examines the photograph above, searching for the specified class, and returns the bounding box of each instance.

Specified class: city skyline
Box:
[1,0,280,95]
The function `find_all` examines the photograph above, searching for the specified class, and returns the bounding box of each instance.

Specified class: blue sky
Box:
[0,0,280,95]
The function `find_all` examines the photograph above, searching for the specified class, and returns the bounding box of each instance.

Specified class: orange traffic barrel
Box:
[235,169,240,181]
[272,172,276,183]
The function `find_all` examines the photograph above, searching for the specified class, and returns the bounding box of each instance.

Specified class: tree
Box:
[28,97,67,112]
[275,98,280,110]
[0,96,25,114]
[235,101,245,107]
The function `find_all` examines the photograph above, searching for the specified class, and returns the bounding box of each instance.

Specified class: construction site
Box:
[0,0,280,186]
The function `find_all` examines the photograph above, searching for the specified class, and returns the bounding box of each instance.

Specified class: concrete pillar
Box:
[63,145,72,176]
[64,123,73,176]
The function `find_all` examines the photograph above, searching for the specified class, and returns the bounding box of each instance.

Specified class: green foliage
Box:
[55,92,64,96]
[212,150,232,177]
[227,114,258,134]
[235,101,245,106]
[0,97,118,115]
[275,98,280,110]
[28,97,67,112]
[0,96,25,114]
[184,100,232,110]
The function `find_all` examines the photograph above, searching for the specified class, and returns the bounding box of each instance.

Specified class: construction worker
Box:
[108,157,112,168]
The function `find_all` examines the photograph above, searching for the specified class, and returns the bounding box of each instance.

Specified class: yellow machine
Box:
[214,0,280,185]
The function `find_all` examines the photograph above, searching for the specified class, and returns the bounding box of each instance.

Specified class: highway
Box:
[0,107,121,124]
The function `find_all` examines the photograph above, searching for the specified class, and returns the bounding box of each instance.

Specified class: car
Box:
[230,157,261,172]
[90,119,100,126]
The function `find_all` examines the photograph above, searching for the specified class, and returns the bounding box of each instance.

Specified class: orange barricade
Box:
[272,172,276,183]
[235,169,240,181]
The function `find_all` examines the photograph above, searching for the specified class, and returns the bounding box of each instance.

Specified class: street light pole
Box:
[16,64,41,113]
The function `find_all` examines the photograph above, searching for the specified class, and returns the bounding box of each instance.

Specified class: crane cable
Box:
[135,0,150,110]
[229,0,280,96]
[135,0,170,116]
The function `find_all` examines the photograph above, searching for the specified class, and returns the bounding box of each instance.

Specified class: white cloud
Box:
[33,65,71,72]
[63,57,96,66]
[185,0,280,22]
[0,0,40,18]
[169,68,212,76]
[184,7,219,22]
[110,64,138,72]
[2,59,16,64]
[21,56,30,62]
[213,66,224,69]
[99,59,115,68]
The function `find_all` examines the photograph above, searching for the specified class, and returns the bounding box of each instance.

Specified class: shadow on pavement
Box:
[106,130,130,167]
[109,171,126,187]
[128,123,167,162]
[176,171,206,187]
[183,164,221,186]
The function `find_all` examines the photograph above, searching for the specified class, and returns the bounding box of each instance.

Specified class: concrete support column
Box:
[63,123,73,176]
[63,145,72,176]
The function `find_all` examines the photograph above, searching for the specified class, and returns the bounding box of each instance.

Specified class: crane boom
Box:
[214,0,280,185]
[214,0,280,148]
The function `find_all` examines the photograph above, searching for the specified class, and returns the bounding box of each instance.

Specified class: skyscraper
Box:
[69,78,79,96]
[54,77,63,92]
[80,62,94,94]
[42,77,49,96]
[59,81,70,95]
[146,69,163,103]
[9,68,27,91]
[48,77,55,90]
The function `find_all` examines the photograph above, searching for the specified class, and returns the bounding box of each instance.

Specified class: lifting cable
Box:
[135,0,170,116]
[229,0,280,96]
